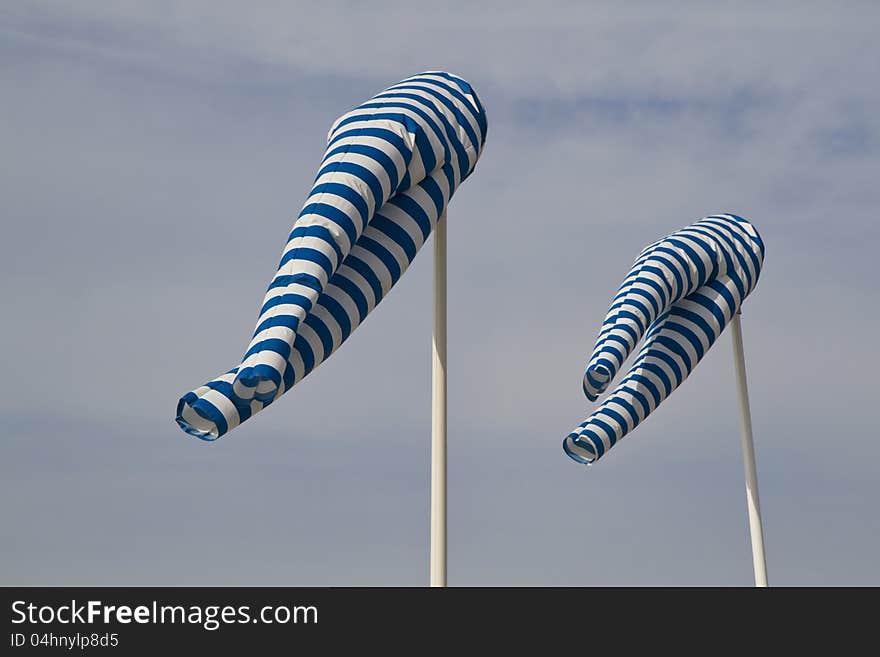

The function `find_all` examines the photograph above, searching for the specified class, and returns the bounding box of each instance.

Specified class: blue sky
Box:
[2,0,879,585]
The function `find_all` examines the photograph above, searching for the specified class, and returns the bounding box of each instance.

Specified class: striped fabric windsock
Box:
[563,214,765,464]
[176,72,487,439]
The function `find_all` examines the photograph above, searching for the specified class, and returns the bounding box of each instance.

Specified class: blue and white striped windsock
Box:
[176,72,487,439]
[563,214,765,464]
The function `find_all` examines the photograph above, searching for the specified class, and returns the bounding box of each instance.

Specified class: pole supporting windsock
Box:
[431,212,448,587]
[730,311,768,587]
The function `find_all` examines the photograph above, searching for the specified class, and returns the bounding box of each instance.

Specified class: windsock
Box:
[177,72,487,439]
[564,214,765,464]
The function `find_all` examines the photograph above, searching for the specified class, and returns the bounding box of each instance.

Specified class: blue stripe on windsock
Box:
[564,214,765,464]
[177,72,487,440]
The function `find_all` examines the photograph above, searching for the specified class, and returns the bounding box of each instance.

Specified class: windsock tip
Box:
[175,396,222,441]
[563,434,597,465]
[583,364,611,400]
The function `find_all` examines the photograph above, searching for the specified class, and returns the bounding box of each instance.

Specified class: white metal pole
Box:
[730,311,768,587]
[430,212,447,587]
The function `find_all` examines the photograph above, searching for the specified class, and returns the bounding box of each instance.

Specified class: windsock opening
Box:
[583,364,612,401]
[175,395,222,441]
[562,435,598,465]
